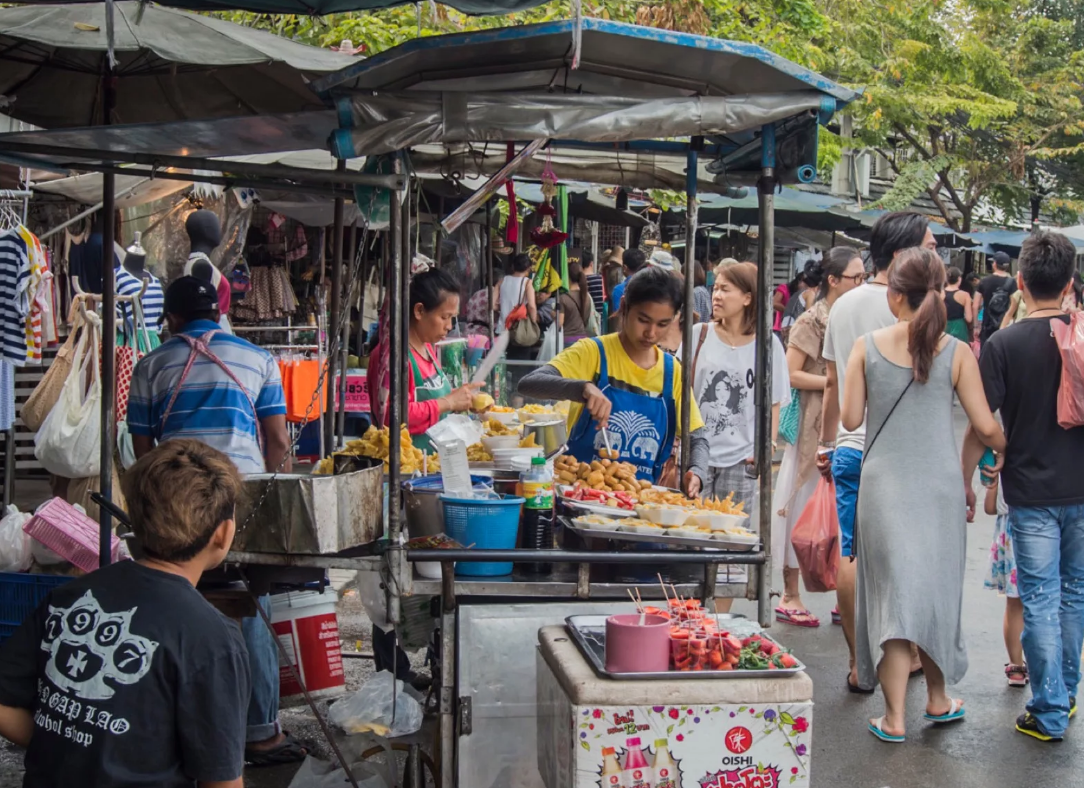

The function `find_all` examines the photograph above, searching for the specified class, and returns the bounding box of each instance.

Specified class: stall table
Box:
[537,626,814,788]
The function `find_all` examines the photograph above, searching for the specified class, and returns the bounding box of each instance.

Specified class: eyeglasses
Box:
[839,273,868,285]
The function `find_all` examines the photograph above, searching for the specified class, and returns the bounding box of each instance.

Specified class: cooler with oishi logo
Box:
[536,627,814,788]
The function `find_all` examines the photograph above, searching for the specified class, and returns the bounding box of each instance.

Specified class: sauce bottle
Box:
[518,456,554,575]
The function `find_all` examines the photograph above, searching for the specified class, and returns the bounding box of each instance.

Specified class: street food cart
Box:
[0,16,854,787]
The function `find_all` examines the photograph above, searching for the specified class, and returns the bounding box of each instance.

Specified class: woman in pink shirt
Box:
[368,268,481,450]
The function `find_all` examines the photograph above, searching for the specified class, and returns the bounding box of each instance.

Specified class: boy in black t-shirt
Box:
[0,440,250,787]
[964,231,1084,743]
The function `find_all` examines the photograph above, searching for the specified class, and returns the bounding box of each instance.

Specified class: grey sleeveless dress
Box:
[855,335,968,689]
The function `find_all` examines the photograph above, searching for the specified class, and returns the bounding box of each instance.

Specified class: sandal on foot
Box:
[831,607,842,625]
[924,698,966,724]
[1005,663,1029,687]
[245,733,308,767]
[868,717,905,743]
[775,607,821,628]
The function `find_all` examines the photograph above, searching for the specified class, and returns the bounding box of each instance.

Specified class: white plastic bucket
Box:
[270,590,345,704]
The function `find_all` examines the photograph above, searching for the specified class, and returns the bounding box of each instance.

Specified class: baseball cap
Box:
[992,251,1011,268]
[165,275,219,317]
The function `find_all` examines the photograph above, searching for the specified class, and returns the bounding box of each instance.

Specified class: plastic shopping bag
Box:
[34,313,102,478]
[328,671,423,738]
[790,477,840,593]
[1050,314,1084,429]
[0,506,32,573]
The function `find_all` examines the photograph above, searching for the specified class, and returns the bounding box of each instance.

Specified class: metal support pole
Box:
[99,74,117,569]
[3,430,13,509]
[399,179,411,426]
[387,155,404,627]
[324,161,346,453]
[679,146,698,483]
[485,205,496,392]
[337,223,357,445]
[755,124,777,626]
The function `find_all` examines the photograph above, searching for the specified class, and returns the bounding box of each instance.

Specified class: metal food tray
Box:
[563,518,759,553]
[566,615,806,680]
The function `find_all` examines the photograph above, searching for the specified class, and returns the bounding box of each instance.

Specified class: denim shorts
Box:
[831,447,862,558]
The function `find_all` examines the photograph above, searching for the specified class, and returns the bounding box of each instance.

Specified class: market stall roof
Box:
[0,2,357,128]
[512,180,650,228]
[32,171,191,208]
[11,0,547,16]
[967,228,1084,255]
[829,207,975,248]
[666,187,856,233]
[320,18,857,182]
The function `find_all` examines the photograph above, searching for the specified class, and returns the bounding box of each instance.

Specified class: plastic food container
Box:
[481,435,522,452]
[572,516,623,531]
[635,504,692,527]
[516,407,557,423]
[686,511,749,531]
[605,613,670,673]
[487,410,519,427]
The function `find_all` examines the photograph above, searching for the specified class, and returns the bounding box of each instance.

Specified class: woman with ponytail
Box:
[840,247,1006,743]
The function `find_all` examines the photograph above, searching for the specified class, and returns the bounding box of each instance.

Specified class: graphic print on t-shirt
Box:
[700,367,751,438]
[41,591,159,701]
[594,410,661,465]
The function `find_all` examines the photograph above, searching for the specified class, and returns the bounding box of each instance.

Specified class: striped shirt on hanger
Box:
[0,231,30,365]
[116,266,165,334]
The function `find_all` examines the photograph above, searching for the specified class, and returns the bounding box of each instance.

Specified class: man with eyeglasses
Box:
[816,211,936,693]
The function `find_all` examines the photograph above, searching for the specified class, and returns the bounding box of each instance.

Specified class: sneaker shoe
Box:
[1070,698,1077,721]
[1016,712,1063,742]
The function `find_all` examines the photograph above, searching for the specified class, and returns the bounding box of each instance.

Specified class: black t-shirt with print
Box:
[980,314,1084,507]
[0,560,250,788]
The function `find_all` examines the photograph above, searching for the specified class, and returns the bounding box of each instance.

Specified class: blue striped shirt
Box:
[116,266,165,335]
[0,232,30,365]
[127,320,286,473]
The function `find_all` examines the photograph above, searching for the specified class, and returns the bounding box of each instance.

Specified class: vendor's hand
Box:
[583,383,612,429]
[684,472,702,499]
[965,484,976,524]
[815,447,834,481]
[442,382,483,413]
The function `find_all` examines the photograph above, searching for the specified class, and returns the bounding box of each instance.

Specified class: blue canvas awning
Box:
[967,229,1084,255]
[830,208,975,248]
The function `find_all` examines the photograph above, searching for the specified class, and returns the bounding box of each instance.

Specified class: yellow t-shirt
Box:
[548,334,705,433]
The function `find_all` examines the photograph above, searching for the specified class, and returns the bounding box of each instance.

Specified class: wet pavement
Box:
[4,408,1083,787]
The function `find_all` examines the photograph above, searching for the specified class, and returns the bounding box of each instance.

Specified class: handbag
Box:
[508,278,541,347]
[115,296,153,425]
[778,389,801,445]
[22,307,86,431]
[658,323,711,490]
[851,376,914,558]
[34,311,103,478]
[1050,314,1084,429]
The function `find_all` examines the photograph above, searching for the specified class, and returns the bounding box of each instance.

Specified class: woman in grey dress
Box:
[841,248,1006,743]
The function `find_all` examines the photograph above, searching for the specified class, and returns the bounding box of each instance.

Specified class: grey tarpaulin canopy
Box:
[318,18,857,183]
[0,2,357,127]
[667,187,855,233]
[9,0,547,15]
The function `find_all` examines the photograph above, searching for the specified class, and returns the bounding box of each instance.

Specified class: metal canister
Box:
[521,418,568,456]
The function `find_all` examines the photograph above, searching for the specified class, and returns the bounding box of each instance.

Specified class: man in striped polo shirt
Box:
[128,277,304,766]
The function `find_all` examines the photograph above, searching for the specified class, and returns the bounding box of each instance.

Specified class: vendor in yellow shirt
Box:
[518,266,708,494]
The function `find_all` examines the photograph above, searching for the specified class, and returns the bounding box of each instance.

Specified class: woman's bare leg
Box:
[874,639,912,736]
[1004,597,1025,666]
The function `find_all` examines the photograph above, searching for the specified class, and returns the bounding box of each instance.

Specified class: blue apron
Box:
[566,338,676,482]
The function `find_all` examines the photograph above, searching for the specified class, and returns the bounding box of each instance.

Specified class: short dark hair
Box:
[623,248,647,274]
[869,212,929,271]
[581,250,595,270]
[1018,231,1076,300]
[622,266,683,313]
[511,253,533,274]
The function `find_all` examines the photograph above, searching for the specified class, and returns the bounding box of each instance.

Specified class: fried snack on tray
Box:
[519,433,539,448]
[466,443,493,462]
[519,403,553,414]
[484,418,517,437]
[313,425,440,475]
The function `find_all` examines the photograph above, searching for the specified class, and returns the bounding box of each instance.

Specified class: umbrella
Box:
[0,2,357,128]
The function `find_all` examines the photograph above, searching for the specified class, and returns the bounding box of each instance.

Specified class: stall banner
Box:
[546,700,813,788]
[334,373,370,413]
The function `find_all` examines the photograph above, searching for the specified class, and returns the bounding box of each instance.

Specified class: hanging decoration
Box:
[529,159,568,250]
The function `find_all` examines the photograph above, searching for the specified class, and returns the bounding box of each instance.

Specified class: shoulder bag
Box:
[509,278,541,347]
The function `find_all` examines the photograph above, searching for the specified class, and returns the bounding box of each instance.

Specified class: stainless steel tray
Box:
[565,615,805,680]
[563,518,759,553]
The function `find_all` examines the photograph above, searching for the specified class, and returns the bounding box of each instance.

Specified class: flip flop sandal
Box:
[831,607,842,625]
[868,717,905,743]
[847,675,875,695]
[245,733,308,767]
[775,607,821,628]
[924,698,966,724]
[1005,663,1029,687]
